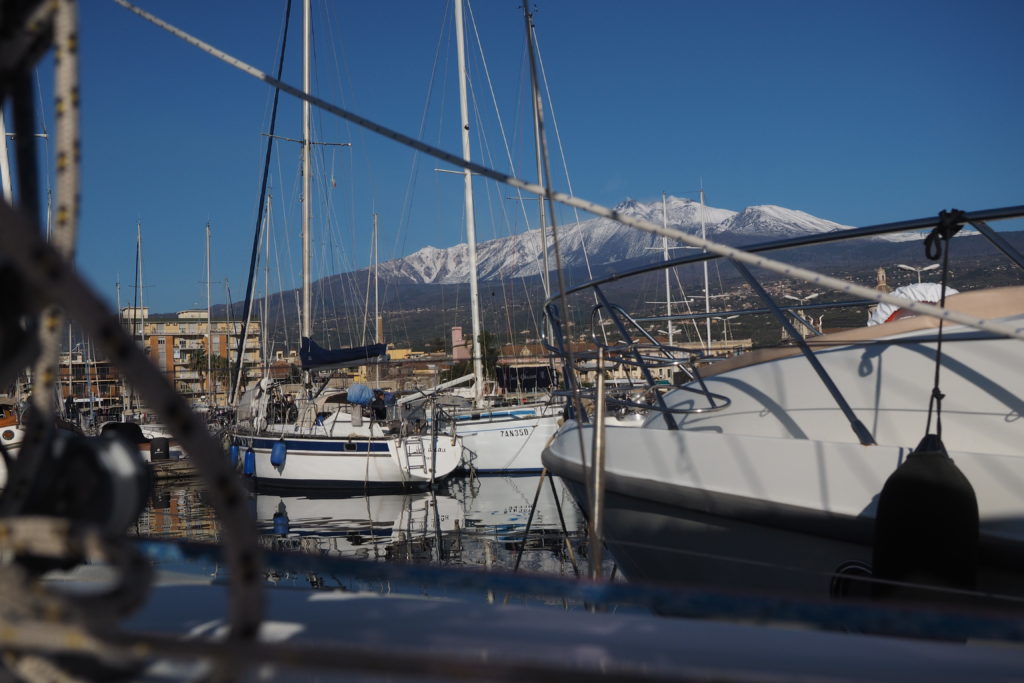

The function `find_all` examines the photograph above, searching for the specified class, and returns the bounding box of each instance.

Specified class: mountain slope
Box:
[378,196,859,285]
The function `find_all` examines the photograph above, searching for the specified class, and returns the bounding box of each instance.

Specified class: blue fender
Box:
[271,440,287,468]
[243,446,256,476]
[229,443,240,469]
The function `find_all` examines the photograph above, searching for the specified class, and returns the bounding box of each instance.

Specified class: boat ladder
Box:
[405,437,427,473]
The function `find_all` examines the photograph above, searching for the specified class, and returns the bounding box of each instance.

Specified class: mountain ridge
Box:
[377,196,863,285]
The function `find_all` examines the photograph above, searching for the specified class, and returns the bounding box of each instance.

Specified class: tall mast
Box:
[373,213,381,345]
[206,222,213,406]
[373,212,381,386]
[301,0,312,344]
[263,195,271,374]
[136,220,145,360]
[115,279,124,414]
[524,6,551,300]
[662,193,673,346]
[700,185,710,351]
[455,0,484,403]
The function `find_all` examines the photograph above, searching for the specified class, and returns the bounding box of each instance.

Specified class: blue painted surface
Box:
[251,438,391,454]
[453,410,537,421]
[270,440,287,467]
[253,479,431,494]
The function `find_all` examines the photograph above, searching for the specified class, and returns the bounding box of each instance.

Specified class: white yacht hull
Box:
[544,315,1024,600]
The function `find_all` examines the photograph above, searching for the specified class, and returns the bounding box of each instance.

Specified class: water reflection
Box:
[256,489,460,563]
[135,475,597,581]
[446,475,584,576]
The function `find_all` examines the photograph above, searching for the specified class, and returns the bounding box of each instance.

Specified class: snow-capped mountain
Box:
[712,205,853,238]
[377,196,857,285]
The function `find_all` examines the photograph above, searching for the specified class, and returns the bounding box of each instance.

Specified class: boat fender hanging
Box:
[871,433,978,604]
[243,446,256,476]
[229,443,239,469]
[271,439,287,468]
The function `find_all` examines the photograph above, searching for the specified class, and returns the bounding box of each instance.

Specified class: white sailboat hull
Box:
[243,433,462,493]
[456,409,561,473]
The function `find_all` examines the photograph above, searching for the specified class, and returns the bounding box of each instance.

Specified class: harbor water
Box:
[133,473,609,594]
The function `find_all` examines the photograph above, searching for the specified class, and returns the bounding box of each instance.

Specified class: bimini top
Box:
[701,286,1024,379]
[300,337,388,371]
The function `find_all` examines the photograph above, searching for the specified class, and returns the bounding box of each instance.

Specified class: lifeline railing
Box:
[542,205,1024,444]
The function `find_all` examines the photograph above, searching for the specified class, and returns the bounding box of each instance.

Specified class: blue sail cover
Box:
[495,365,555,392]
[300,337,388,371]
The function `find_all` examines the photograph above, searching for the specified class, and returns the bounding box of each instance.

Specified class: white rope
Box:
[0,197,266,663]
[30,0,79,420]
[112,0,1024,344]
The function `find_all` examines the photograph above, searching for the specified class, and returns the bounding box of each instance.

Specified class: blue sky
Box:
[12,0,1024,313]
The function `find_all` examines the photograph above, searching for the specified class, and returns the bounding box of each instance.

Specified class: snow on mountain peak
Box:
[612,198,642,213]
[715,204,855,237]
[378,197,867,285]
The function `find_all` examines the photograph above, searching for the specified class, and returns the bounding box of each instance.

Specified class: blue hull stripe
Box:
[452,410,537,421]
[251,438,391,454]
[463,467,543,474]
[251,478,431,494]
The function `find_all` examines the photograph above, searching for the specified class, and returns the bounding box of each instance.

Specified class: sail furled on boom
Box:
[300,337,387,371]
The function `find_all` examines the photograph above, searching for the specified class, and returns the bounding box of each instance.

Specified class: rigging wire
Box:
[464,1,546,343]
[112,0,1024,347]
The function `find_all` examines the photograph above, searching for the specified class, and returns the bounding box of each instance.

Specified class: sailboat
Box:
[232,0,460,492]
[437,0,563,475]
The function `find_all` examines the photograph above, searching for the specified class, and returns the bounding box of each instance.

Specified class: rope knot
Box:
[924,209,967,260]
[931,387,945,402]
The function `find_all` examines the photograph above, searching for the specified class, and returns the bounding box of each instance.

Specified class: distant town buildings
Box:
[59,308,263,410]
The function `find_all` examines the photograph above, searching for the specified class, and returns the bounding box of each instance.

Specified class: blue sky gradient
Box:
[12,0,1023,312]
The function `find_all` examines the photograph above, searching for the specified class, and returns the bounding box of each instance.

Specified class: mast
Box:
[115,279,125,414]
[373,213,381,346]
[85,337,96,429]
[67,320,73,414]
[263,195,271,374]
[137,221,146,351]
[455,0,484,404]
[700,186,710,351]
[131,220,145,415]
[206,222,213,406]
[301,0,312,344]
[524,6,551,301]
[373,212,381,386]
[662,193,673,346]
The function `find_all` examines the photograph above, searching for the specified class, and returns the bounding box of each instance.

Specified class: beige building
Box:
[123,308,262,406]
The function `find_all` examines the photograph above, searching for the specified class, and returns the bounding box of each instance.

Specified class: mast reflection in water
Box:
[134,475,601,587]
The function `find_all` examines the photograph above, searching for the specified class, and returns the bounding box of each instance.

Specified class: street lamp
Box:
[712,315,739,344]
[783,292,820,306]
[896,263,940,284]
[783,293,820,336]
